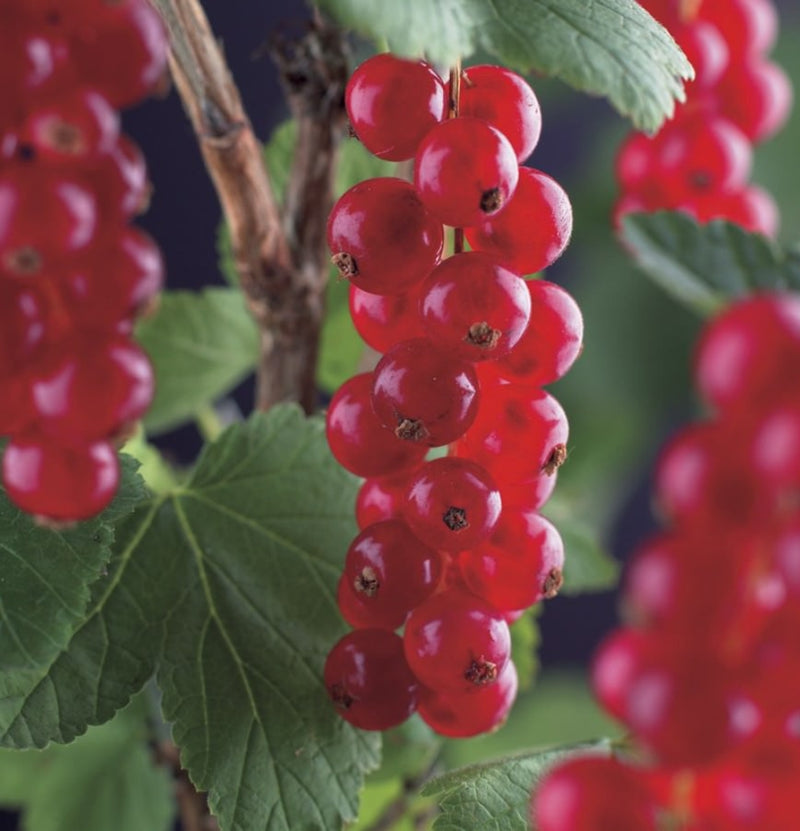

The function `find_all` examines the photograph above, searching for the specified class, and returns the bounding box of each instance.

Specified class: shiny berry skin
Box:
[532,756,658,831]
[700,0,778,59]
[31,335,154,442]
[419,252,531,361]
[465,167,572,276]
[615,131,656,193]
[403,587,511,693]
[327,178,444,295]
[691,185,780,237]
[325,373,427,478]
[675,20,729,90]
[324,629,419,731]
[83,135,149,218]
[21,88,120,161]
[355,472,410,529]
[403,457,502,551]
[337,519,442,630]
[345,54,446,161]
[348,285,424,354]
[693,294,800,413]
[500,474,557,514]
[456,65,541,161]
[371,339,480,446]
[454,385,569,483]
[460,510,565,611]
[2,434,120,521]
[71,0,168,108]
[414,117,519,228]
[491,279,584,386]
[418,659,518,738]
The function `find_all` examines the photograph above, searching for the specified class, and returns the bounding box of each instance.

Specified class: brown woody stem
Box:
[150,0,348,413]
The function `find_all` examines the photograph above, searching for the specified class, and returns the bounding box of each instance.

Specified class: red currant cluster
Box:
[615,0,792,235]
[0,0,167,522]
[322,53,583,737]
[532,291,800,829]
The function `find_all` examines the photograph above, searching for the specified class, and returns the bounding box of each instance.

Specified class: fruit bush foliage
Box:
[0,0,799,830]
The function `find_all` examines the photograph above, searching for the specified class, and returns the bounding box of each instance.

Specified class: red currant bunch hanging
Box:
[531,291,800,829]
[614,0,792,235]
[0,0,167,522]
[323,52,584,738]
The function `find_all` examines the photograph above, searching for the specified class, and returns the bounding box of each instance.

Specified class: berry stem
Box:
[150,0,349,413]
[448,61,465,254]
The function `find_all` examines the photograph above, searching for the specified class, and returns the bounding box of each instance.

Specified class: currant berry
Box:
[459,510,565,610]
[83,135,149,218]
[345,53,446,161]
[403,587,511,693]
[456,65,541,161]
[419,252,531,361]
[355,472,410,529]
[691,185,780,237]
[403,457,502,551]
[674,20,730,90]
[325,373,427,478]
[371,339,480,446]
[500,474,558,514]
[532,756,658,831]
[337,519,442,630]
[418,660,518,738]
[31,335,154,442]
[324,628,418,731]
[700,0,778,59]
[490,279,584,386]
[464,167,572,276]
[454,384,569,483]
[327,178,444,295]
[414,117,519,228]
[2,434,120,521]
[348,285,425,354]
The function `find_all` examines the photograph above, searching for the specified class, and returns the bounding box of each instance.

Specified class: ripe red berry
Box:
[419,252,531,361]
[532,756,658,831]
[83,135,149,218]
[456,65,542,161]
[325,373,427,478]
[464,167,572,276]
[700,0,778,59]
[418,659,518,738]
[403,587,511,693]
[459,510,565,610]
[338,519,442,630]
[371,338,480,446]
[327,178,444,295]
[414,117,519,228]
[324,628,419,731]
[355,472,410,529]
[403,457,502,551]
[345,54,446,161]
[2,434,120,521]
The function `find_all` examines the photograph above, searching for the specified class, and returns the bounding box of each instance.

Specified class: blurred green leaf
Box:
[317,0,691,131]
[369,715,441,784]
[137,288,259,434]
[510,607,541,692]
[424,740,612,830]
[621,212,800,316]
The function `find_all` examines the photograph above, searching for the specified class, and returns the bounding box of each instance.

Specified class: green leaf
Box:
[1,406,380,831]
[621,211,800,316]
[136,288,259,434]
[509,607,541,692]
[423,740,612,831]
[0,697,174,831]
[0,454,146,675]
[317,0,692,131]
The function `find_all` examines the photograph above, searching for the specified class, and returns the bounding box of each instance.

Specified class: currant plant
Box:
[1,0,798,830]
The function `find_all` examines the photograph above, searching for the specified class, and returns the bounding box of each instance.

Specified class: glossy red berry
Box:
[327,177,444,295]
[355,472,410,529]
[414,117,519,228]
[459,510,565,611]
[371,338,480,446]
[325,373,427,478]
[348,284,424,353]
[418,660,518,738]
[83,135,149,218]
[338,519,442,630]
[419,252,531,361]
[532,756,658,831]
[324,628,419,731]
[345,54,446,161]
[403,587,511,693]
[456,65,541,161]
[2,434,120,521]
[465,167,572,276]
[700,0,778,59]
[403,457,502,551]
